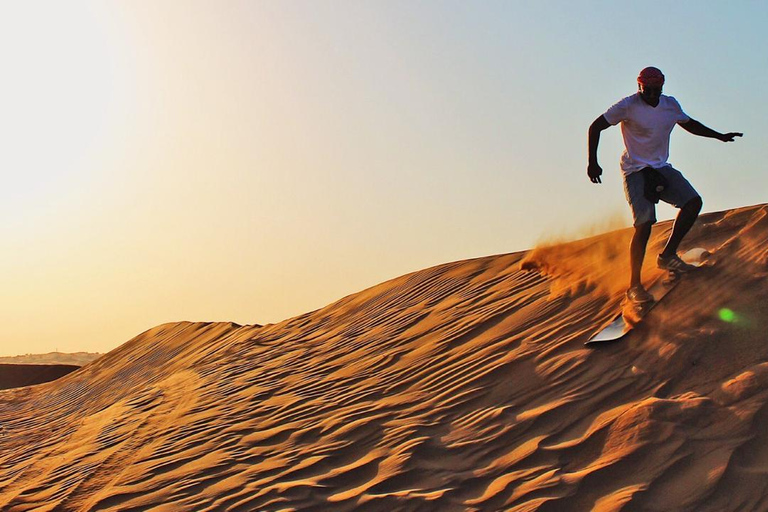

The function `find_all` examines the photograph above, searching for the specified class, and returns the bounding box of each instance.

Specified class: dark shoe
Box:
[657,253,697,273]
[626,285,654,304]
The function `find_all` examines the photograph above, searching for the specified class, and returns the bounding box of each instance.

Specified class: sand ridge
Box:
[0,204,767,511]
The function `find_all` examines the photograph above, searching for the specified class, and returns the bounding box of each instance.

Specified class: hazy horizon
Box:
[2,1,765,357]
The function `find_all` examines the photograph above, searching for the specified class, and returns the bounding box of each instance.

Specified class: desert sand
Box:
[1,204,767,511]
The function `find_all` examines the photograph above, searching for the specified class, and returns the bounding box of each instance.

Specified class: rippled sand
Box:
[1,204,767,511]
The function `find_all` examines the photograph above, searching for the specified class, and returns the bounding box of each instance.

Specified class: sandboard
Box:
[585,248,715,346]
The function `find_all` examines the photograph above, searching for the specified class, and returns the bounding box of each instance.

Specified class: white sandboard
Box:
[586,248,714,345]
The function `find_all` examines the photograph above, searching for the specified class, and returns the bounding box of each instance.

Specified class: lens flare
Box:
[718,308,737,323]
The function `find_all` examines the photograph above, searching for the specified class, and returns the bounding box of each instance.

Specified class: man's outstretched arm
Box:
[679,118,743,142]
[587,115,611,184]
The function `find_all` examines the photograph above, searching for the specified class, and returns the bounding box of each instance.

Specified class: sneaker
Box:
[657,253,697,273]
[626,285,654,304]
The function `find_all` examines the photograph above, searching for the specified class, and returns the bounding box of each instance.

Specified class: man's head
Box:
[637,67,664,106]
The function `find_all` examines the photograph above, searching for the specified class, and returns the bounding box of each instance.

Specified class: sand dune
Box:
[1,204,767,511]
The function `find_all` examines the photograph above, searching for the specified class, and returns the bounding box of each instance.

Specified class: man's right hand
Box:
[587,162,603,184]
[587,116,610,184]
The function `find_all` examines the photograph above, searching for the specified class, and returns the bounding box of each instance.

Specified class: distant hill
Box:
[0,352,102,366]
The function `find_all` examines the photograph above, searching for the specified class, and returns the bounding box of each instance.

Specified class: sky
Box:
[1,1,765,357]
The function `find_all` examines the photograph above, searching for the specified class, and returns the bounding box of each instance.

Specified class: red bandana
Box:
[637,67,665,87]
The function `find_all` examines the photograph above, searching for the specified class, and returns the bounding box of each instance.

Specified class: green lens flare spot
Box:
[718,308,736,323]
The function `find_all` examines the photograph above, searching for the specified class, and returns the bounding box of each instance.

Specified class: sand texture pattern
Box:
[1,204,767,511]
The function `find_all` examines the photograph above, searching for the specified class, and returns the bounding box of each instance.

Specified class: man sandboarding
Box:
[588,66,742,306]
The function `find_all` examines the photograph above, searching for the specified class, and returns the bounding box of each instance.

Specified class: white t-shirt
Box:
[603,93,690,176]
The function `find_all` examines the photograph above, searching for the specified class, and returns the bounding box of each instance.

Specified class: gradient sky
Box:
[1,1,765,356]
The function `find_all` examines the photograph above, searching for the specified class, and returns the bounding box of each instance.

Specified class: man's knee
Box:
[634,221,653,237]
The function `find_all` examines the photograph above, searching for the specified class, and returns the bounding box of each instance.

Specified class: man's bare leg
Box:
[661,196,703,257]
[630,221,653,288]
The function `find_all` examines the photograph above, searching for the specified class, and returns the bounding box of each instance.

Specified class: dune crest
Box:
[1,204,767,511]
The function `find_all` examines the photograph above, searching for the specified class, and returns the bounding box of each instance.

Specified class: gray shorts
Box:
[623,165,700,226]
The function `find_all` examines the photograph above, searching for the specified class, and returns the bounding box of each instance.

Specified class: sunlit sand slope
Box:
[1,204,767,511]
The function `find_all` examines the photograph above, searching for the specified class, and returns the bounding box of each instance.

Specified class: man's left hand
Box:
[720,132,744,142]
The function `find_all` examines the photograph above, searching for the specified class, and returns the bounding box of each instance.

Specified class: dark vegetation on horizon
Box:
[0,364,80,390]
